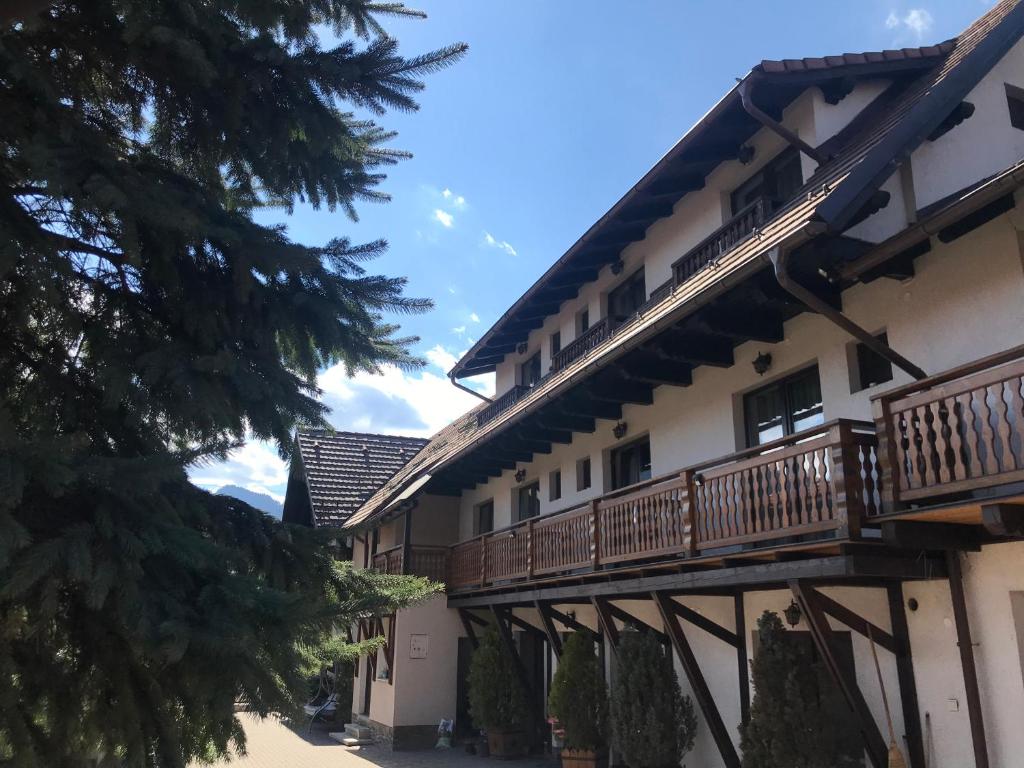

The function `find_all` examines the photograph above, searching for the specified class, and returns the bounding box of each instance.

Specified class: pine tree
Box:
[0,2,465,765]
[740,611,861,768]
[610,630,697,768]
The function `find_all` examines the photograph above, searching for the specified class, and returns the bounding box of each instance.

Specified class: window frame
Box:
[609,436,652,491]
[473,499,494,536]
[607,267,646,327]
[1006,83,1024,130]
[548,469,562,502]
[519,350,542,388]
[515,480,541,522]
[743,364,824,447]
[576,456,592,492]
[849,332,894,393]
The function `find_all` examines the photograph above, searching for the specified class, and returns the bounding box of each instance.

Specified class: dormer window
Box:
[520,350,541,388]
[608,268,646,328]
[730,146,803,216]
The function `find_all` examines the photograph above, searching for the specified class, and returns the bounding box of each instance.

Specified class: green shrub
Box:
[610,630,697,768]
[548,633,609,751]
[740,611,861,768]
[467,627,530,730]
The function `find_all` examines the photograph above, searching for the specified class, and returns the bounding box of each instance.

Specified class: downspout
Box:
[738,75,828,165]
[449,370,493,404]
[768,245,928,381]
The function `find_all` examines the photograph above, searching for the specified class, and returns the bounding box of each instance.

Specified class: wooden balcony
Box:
[476,384,530,428]
[671,198,767,286]
[446,419,879,592]
[372,544,449,582]
[551,318,610,372]
[873,344,1024,512]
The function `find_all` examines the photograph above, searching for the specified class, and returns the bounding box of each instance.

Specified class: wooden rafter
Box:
[591,597,620,656]
[946,551,990,768]
[534,601,563,659]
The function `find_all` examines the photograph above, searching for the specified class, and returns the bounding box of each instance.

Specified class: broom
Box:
[868,625,908,768]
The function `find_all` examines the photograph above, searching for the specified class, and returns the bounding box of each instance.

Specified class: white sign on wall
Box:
[410,634,429,659]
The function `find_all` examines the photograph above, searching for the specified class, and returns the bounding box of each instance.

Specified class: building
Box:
[289,2,1024,765]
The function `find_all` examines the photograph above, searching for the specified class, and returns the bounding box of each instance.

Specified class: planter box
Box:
[560,748,607,768]
[487,728,528,759]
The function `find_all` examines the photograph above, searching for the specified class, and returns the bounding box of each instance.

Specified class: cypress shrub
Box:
[548,633,609,751]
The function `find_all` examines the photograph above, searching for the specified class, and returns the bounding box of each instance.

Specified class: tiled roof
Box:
[758,42,956,74]
[295,430,428,528]
[344,0,1024,531]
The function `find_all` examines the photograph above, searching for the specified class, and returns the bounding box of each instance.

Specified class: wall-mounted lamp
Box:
[612,421,628,440]
[784,599,803,628]
[516,342,528,355]
[737,144,756,165]
[752,351,773,376]
[515,468,527,483]
[566,609,576,623]
[610,259,625,276]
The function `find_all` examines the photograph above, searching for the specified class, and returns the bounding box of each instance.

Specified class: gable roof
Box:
[345,0,1024,531]
[287,430,428,528]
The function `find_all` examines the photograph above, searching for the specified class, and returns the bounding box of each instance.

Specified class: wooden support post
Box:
[547,606,599,640]
[828,420,862,539]
[946,551,990,768]
[402,508,413,575]
[384,615,396,686]
[790,580,887,768]
[735,592,750,726]
[535,601,563,659]
[669,600,739,647]
[872,396,901,513]
[590,499,601,569]
[887,583,925,768]
[653,592,740,768]
[459,609,480,649]
[810,586,897,653]
[591,597,620,657]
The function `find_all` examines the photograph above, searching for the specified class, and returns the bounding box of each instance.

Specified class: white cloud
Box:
[189,440,290,502]
[469,312,480,323]
[441,188,467,208]
[433,209,454,228]
[448,286,458,295]
[885,8,934,38]
[451,325,466,335]
[483,231,517,257]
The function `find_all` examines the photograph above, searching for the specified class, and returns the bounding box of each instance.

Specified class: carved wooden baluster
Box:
[1007,374,1024,470]
[994,379,1015,472]
[946,394,967,483]
[977,386,999,477]
[928,399,951,485]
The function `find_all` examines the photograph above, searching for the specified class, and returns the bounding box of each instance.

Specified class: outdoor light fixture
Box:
[613,421,628,439]
[737,144,756,164]
[784,599,803,627]
[610,259,625,275]
[515,468,527,483]
[753,351,773,376]
[516,342,528,355]
[566,610,576,623]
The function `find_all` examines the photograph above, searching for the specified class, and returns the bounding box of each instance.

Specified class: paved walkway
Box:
[197,716,552,768]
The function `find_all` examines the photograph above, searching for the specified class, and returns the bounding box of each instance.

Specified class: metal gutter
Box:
[448,371,492,404]
[738,75,828,165]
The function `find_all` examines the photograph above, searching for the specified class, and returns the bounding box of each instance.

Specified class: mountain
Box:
[215,485,283,518]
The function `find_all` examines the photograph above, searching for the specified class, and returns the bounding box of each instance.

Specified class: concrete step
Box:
[345,723,373,740]
[328,723,374,746]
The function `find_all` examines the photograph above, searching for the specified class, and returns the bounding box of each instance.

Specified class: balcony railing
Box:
[551,318,610,373]
[671,198,767,286]
[477,384,531,428]
[372,544,449,582]
[873,344,1024,508]
[446,419,879,591]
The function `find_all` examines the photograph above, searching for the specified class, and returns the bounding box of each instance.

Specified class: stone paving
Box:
[196,716,553,768]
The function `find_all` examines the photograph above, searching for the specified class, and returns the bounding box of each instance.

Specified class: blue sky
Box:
[190,0,992,507]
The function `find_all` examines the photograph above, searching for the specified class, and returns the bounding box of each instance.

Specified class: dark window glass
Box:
[611,437,652,491]
[578,308,590,335]
[744,366,824,446]
[516,481,540,521]
[520,351,542,388]
[576,457,591,491]
[550,331,561,357]
[731,147,803,216]
[549,470,561,501]
[474,500,494,535]
[853,333,894,392]
[1007,84,1024,130]
[608,268,646,327]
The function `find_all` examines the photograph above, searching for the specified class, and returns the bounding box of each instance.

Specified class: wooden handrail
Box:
[872,344,1024,404]
[551,318,611,372]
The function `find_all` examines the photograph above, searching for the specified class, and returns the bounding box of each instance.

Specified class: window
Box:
[516,481,540,521]
[730,146,803,216]
[550,331,561,358]
[608,268,646,327]
[849,332,894,393]
[520,351,542,388]
[473,500,494,535]
[610,437,652,491]
[1006,83,1024,130]
[549,469,562,501]
[576,307,590,335]
[744,366,824,446]
[576,457,592,491]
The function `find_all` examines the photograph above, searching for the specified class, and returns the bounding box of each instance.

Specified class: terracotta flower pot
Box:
[559,748,607,768]
[486,727,529,759]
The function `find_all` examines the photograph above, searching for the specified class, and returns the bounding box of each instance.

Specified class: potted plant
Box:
[610,629,697,768]
[467,627,530,758]
[548,633,609,767]
[740,611,861,768]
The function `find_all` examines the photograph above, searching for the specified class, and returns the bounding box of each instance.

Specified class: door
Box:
[361,655,372,715]
[456,637,477,739]
[516,481,540,521]
[610,437,652,490]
